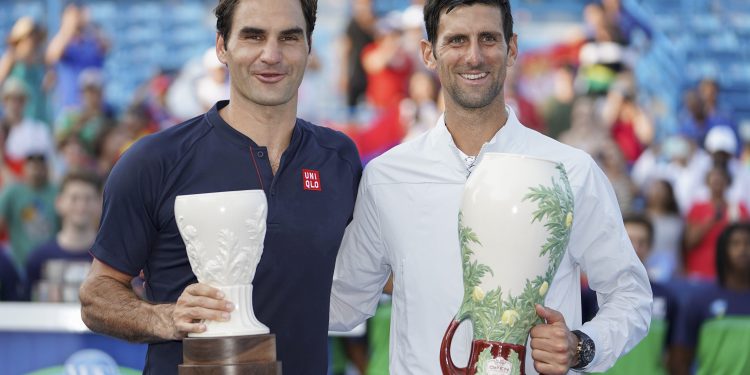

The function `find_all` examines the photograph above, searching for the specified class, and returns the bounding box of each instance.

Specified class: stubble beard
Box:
[447,78,502,110]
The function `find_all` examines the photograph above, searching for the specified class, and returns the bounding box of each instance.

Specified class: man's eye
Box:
[450,36,466,44]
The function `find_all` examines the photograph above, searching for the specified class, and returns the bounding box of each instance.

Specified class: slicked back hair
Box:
[214,0,317,51]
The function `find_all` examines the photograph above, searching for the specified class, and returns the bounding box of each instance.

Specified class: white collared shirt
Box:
[330,107,652,374]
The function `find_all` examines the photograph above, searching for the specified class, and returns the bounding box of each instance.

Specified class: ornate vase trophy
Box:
[174,190,281,374]
[441,153,574,375]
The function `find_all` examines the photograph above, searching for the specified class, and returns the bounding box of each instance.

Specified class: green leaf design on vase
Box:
[508,350,522,375]
[457,163,574,344]
[476,347,493,375]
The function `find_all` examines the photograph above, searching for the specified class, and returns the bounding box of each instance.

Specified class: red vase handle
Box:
[440,319,468,375]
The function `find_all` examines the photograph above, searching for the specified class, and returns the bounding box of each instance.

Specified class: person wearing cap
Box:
[54,68,115,156]
[0,16,51,123]
[680,125,750,214]
[196,48,230,111]
[0,78,55,178]
[0,147,59,270]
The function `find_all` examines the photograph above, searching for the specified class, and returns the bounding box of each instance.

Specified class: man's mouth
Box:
[459,72,488,81]
[255,72,285,83]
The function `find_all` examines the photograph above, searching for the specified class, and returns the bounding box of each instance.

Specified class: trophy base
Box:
[178,362,281,375]
[179,334,281,375]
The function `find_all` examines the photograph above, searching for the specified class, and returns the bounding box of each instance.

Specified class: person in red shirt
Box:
[361,12,414,109]
[684,166,749,280]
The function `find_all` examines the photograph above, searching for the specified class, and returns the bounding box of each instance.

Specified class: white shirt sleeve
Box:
[329,174,392,331]
[567,158,653,372]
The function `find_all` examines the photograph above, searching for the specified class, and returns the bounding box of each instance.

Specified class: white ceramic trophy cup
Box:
[174,190,269,338]
[441,153,575,375]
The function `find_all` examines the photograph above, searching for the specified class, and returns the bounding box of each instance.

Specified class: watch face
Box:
[580,336,595,364]
[572,330,595,369]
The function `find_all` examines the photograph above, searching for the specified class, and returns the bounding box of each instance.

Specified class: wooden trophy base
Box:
[179,334,281,375]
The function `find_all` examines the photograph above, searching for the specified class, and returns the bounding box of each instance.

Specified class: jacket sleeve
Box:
[568,157,653,372]
[329,171,391,331]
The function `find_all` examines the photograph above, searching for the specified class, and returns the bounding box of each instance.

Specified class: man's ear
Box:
[216,34,228,65]
[506,33,518,68]
[421,39,436,71]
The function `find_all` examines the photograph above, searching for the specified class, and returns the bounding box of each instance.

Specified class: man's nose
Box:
[464,40,484,67]
[260,39,282,65]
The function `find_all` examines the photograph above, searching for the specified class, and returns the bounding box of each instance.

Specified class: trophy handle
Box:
[440,318,468,375]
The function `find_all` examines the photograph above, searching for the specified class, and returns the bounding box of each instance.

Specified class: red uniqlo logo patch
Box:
[302,169,322,191]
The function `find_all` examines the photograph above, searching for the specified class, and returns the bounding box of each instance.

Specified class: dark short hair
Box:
[215,0,317,51]
[623,214,654,246]
[423,0,513,47]
[716,222,750,287]
[60,169,103,194]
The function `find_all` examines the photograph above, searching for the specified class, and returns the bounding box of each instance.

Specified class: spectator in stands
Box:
[505,63,546,134]
[583,215,678,375]
[672,222,750,375]
[46,3,108,114]
[52,134,95,183]
[680,126,750,215]
[55,69,114,156]
[196,48,230,112]
[644,179,684,282]
[0,16,51,123]
[0,247,22,301]
[662,134,712,213]
[600,0,652,44]
[578,2,628,95]
[118,105,155,151]
[400,71,439,141]
[338,0,375,114]
[362,11,414,109]
[559,97,609,156]
[679,85,733,148]
[683,166,749,280]
[132,71,179,131]
[601,72,653,166]
[92,126,129,179]
[541,64,576,141]
[706,126,750,206]
[401,1,429,74]
[0,151,58,269]
[25,170,101,301]
[697,78,733,129]
[597,141,637,215]
[0,78,54,179]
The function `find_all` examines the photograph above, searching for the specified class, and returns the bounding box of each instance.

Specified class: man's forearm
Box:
[80,274,176,343]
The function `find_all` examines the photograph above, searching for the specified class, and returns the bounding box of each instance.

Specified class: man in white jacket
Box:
[329,1,652,374]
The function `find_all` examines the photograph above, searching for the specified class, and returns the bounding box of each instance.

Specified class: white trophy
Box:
[174,189,269,337]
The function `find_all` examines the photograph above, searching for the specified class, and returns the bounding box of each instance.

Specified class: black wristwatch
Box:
[571,329,595,370]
